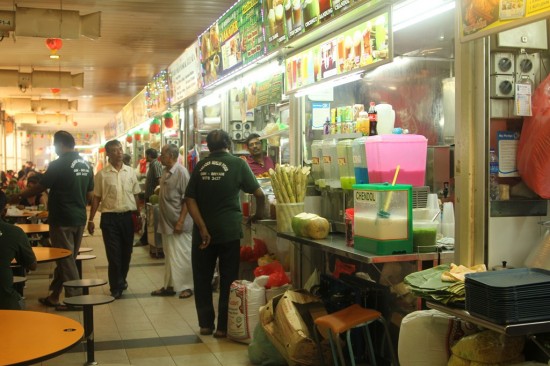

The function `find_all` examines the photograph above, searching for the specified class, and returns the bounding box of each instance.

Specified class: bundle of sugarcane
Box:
[269,164,311,231]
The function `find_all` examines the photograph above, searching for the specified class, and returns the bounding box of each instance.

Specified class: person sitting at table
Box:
[18,174,48,210]
[241,133,275,178]
[5,178,20,198]
[0,191,37,310]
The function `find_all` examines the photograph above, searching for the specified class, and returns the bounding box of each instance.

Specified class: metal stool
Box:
[75,254,96,279]
[78,247,94,254]
[63,294,114,365]
[314,304,398,366]
[64,278,107,295]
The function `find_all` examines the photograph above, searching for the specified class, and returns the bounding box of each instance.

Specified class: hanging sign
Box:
[460,0,550,42]
[219,3,244,74]
[200,23,222,85]
[169,41,202,104]
[285,10,390,93]
[240,0,265,65]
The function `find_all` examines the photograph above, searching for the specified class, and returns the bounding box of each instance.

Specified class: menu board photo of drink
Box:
[285,10,391,93]
[265,0,289,51]
[240,0,264,65]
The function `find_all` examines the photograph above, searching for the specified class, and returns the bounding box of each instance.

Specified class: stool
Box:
[78,247,94,253]
[314,304,398,366]
[76,254,96,279]
[63,294,114,366]
[13,276,27,296]
[64,279,107,295]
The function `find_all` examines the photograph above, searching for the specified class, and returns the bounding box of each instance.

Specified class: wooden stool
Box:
[314,304,398,366]
[64,279,107,295]
[78,247,93,253]
[75,254,96,279]
[63,294,114,366]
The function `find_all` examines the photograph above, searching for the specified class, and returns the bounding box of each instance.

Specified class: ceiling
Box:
[0,0,235,135]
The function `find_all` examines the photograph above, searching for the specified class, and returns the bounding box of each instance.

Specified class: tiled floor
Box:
[22,224,253,366]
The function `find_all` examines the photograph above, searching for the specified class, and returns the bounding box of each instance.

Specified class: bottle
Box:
[367,101,378,136]
[489,148,500,201]
[323,117,330,135]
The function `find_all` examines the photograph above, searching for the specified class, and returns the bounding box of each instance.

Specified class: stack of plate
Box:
[465,268,550,324]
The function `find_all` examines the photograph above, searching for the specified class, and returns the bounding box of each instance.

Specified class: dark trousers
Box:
[192,238,240,332]
[100,212,134,292]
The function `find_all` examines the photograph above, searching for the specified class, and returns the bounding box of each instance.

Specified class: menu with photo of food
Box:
[219,4,243,74]
[240,0,265,65]
[199,23,223,86]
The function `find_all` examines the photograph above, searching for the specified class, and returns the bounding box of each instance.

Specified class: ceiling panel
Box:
[0,0,235,133]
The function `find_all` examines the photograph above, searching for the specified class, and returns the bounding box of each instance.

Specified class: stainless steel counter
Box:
[276,232,454,265]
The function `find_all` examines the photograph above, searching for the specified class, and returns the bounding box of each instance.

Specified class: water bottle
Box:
[489,148,500,201]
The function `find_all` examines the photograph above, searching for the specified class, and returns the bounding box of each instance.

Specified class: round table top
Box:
[63,278,107,288]
[33,247,72,263]
[12,276,27,284]
[15,223,50,234]
[76,254,96,261]
[78,247,93,253]
[63,294,115,307]
[0,310,83,366]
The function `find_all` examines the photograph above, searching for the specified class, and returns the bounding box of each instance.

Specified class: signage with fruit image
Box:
[285,10,390,93]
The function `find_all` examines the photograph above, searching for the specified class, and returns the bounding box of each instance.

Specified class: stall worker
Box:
[241,133,275,178]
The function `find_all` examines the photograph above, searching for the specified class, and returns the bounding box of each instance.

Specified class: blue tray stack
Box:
[465,268,550,324]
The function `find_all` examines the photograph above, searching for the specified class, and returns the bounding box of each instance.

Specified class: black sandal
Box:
[150,287,176,296]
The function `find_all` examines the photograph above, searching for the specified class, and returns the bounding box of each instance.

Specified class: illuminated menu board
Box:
[199,0,265,86]
[285,10,390,93]
[265,0,366,52]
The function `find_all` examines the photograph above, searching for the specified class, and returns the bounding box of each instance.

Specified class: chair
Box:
[64,278,107,295]
[75,254,96,279]
[314,303,398,366]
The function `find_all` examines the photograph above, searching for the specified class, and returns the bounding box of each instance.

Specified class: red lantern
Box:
[126,134,133,143]
[164,112,174,129]
[134,131,141,141]
[149,117,161,134]
[45,38,63,56]
[73,121,78,127]
[51,88,61,94]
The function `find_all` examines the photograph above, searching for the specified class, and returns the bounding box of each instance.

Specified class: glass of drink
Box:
[268,9,276,36]
[319,0,331,14]
[284,0,293,33]
[353,30,362,63]
[292,0,302,30]
[344,35,353,60]
[275,4,284,35]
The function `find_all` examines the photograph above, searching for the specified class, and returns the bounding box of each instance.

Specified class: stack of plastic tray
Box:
[465,268,550,324]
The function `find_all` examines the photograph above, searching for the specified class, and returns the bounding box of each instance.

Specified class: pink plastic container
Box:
[365,134,428,186]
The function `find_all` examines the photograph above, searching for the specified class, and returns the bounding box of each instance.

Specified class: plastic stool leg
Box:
[313,325,328,366]
[345,330,356,366]
[327,330,342,366]
[363,324,377,366]
[378,318,399,366]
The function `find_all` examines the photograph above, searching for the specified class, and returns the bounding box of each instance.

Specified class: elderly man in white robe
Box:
[150,144,194,299]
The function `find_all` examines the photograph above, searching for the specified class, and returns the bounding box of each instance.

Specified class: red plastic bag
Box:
[252,238,268,260]
[517,73,550,198]
[333,258,356,279]
[253,261,290,289]
[240,246,254,262]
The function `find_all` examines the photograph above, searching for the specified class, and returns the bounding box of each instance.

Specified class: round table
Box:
[33,247,72,263]
[15,223,50,234]
[0,310,83,366]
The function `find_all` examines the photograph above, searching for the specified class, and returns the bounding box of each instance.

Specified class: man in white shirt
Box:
[87,140,141,299]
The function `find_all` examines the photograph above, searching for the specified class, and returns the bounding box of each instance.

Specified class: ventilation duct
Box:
[2,97,78,114]
[0,69,84,89]
[0,7,101,39]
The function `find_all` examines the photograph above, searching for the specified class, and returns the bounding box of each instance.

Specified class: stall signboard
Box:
[145,70,170,117]
[246,73,283,110]
[240,0,265,65]
[460,0,550,42]
[131,89,148,126]
[121,104,134,133]
[169,42,202,104]
[265,0,366,52]
[104,118,118,140]
[285,10,390,93]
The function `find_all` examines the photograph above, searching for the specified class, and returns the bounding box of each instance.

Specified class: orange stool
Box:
[314,304,398,366]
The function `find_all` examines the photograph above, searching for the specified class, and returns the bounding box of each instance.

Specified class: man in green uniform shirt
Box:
[185,129,265,338]
[0,191,37,310]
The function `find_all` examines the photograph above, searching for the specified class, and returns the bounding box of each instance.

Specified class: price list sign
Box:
[240,0,265,65]
[219,5,244,75]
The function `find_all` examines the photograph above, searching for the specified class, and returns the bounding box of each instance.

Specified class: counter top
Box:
[277,232,454,264]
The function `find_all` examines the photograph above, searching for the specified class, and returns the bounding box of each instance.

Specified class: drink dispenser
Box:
[353,183,413,254]
[352,137,369,184]
[322,138,341,189]
[337,139,355,190]
[311,140,325,187]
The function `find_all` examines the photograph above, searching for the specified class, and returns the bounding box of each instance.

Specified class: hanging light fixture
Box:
[45,38,63,59]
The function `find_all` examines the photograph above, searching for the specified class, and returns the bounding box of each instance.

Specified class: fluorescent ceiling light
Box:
[295,71,363,98]
[393,0,455,32]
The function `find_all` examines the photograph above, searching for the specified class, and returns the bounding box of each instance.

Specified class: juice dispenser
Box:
[322,138,341,189]
[353,183,413,254]
[352,137,369,184]
[337,139,356,189]
[311,140,325,187]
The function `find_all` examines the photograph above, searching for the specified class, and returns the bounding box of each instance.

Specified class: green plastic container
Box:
[352,183,413,255]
